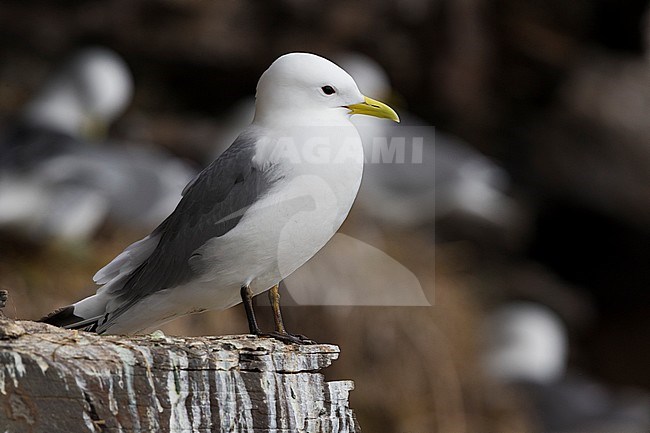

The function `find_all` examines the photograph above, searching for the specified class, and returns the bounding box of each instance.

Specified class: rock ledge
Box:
[0,319,358,432]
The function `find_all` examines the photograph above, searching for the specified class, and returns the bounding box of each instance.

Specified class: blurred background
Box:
[1,1,650,432]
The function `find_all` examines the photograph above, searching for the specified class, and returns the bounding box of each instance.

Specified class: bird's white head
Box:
[253,52,399,126]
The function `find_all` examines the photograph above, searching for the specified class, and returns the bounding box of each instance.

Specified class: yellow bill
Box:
[347,96,400,123]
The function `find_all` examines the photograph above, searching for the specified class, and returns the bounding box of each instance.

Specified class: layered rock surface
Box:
[0,319,358,433]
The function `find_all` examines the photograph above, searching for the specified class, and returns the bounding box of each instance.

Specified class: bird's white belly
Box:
[107,165,362,334]
[177,161,362,313]
[110,123,365,333]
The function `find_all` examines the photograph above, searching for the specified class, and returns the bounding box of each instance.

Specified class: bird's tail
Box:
[39,294,108,333]
[41,232,161,333]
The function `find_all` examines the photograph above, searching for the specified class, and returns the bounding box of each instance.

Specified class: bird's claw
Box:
[261,331,316,345]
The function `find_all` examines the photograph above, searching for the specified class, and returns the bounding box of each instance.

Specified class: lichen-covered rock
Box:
[0,320,359,432]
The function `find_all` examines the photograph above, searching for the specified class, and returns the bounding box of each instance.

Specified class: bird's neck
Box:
[249,119,364,177]
[252,107,352,129]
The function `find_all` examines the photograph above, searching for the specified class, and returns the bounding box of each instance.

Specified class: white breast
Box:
[103,121,365,332]
[197,122,364,297]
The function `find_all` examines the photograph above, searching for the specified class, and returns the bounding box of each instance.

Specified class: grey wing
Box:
[102,131,275,322]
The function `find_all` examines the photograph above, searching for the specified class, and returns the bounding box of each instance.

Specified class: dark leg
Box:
[266,284,315,345]
[241,285,261,335]
[268,284,286,334]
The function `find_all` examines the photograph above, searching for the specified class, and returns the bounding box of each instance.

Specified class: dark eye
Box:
[321,85,336,95]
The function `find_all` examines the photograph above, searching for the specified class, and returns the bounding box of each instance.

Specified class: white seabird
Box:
[42,52,399,342]
[0,47,133,240]
[336,53,522,231]
[21,47,134,138]
[482,302,650,432]
[482,302,568,385]
[0,47,196,241]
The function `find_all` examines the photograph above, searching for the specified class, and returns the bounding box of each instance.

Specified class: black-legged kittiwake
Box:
[482,302,650,431]
[0,47,196,241]
[337,53,523,232]
[41,52,399,343]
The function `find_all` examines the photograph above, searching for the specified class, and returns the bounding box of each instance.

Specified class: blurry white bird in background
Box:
[482,302,650,433]
[21,47,134,139]
[0,47,196,243]
[336,53,524,234]
[483,302,568,384]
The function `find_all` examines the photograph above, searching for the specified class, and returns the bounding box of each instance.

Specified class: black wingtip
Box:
[39,305,83,327]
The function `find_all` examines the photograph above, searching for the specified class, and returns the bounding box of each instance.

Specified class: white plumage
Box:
[43,53,398,336]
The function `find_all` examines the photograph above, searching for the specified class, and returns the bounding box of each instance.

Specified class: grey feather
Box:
[98,130,276,330]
